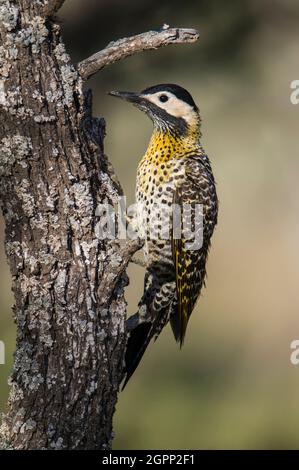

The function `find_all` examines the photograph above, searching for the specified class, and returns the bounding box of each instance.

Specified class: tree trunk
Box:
[0,0,198,450]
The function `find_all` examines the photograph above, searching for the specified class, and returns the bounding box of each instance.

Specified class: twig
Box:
[78,26,199,80]
[98,239,144,306]
[131,254,146,268]
[117,239,144,270]
[42,0,65,16]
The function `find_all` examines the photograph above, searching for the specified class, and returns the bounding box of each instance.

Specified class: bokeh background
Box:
[1,0,299,449]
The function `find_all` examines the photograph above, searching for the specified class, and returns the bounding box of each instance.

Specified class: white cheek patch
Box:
[142,92,197,125]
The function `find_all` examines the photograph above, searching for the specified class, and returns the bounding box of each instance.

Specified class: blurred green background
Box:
[1,0,299,449]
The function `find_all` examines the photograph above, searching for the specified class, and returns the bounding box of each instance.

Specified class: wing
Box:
[171,156,218,345]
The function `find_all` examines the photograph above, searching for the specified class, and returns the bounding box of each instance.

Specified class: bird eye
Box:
[159,94,169,103]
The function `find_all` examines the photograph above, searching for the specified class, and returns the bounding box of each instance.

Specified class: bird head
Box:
[109,84,200,136]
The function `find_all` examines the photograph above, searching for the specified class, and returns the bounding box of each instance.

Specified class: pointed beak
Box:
[108,90,142,104]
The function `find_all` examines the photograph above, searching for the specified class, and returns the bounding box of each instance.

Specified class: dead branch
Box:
[78,26,199,80]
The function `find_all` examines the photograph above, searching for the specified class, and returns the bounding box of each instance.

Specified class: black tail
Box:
[122,322,152,390]
[122,301,173,390]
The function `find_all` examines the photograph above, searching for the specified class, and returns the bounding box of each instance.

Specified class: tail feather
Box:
[122,304,171,389]
[122,322,152,390]
[170,309,188,347]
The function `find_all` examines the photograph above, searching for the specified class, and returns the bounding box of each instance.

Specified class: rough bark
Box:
[0,0,198,450]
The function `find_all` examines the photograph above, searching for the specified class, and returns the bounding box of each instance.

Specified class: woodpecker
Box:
[109,84,218,388]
